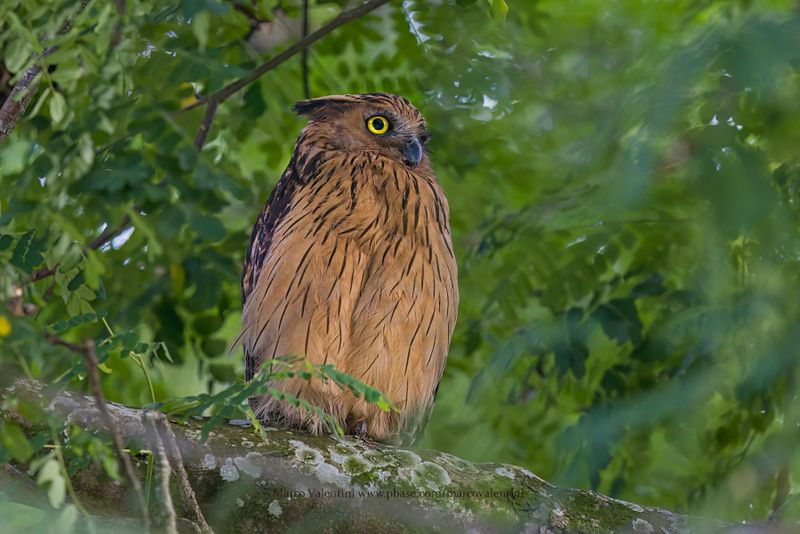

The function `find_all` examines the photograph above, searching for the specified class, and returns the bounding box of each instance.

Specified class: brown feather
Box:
[241,93,458,442]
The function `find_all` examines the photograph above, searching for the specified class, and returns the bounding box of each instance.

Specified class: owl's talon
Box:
[355,421,367,438]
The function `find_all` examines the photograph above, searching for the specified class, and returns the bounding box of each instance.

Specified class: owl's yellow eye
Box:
[366,115,390,135]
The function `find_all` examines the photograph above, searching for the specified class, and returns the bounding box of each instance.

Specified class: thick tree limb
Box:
[1,378,779,533]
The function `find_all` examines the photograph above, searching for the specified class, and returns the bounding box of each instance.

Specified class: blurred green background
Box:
[2,0,800,526]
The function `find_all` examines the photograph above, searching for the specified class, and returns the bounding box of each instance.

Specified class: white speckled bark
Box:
[1,379,771,534]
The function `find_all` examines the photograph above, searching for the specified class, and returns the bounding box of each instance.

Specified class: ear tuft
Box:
[292,95,361,120]
[291,99,324,116]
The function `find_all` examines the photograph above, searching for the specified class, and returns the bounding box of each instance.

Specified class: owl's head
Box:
[293,93,430,169]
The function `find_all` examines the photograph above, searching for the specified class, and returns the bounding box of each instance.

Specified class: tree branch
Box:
[194,98,219,150]
[143,411,178,534]
[147,411,213,533]
[0,1,88,145]
[181,0,390,113]
[111,0,126,49]
[83,340,150,531]
[0,56,48,145]
[189,0,386,150]
[229,1,267,25]
[769,368,797,522]
[44,333,87,354]
[2,378,772,533]
[28,214,133,285]
[301,0,310,99]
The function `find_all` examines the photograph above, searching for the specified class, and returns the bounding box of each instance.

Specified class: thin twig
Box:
[83,340,150,530]
[28,214,133,284]
[180,0,390,112]
[153,412,213,533]
[29,265,56,283]
[111,0,126,49]
[769,368,797,522]
[42,278,57,302]
[301,0,310,99]
[229,1,266,24]
[143,411,178,534]
[89,214,133,249]
[45,333,86,354]
[194,97,219,150]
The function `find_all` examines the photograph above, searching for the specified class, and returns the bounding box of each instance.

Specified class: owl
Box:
[240,93,458,442]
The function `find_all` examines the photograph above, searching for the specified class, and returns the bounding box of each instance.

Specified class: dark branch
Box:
[44,333,87,354]
[302,0,310,99]
[28,214,133,285]
[143,411,178,533]
[194,98,219,150]
[181,0,390,112]
[83,340,150,531]
[88,214,133,250]
[0,1,88,146]
[769,369,796,522]
[0,58,47,145]
[149,411,212,533]
[230,2,266,24]
[111,0,126,49]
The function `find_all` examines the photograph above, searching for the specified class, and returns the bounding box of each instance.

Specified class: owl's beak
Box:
[401,137,423,168]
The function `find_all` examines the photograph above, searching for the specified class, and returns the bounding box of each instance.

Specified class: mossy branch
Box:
[0,379,774,533]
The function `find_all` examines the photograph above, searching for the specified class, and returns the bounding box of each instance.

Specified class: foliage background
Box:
[1,0,800,528]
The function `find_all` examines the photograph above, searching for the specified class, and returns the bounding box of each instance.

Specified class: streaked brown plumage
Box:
[240,93,457,442]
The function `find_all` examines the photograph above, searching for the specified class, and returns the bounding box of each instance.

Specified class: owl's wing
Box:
[242,168,298,305]
[408,251,459,444]
[241,165,301,381]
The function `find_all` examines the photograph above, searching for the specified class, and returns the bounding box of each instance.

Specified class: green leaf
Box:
[0,421,34,462]
[0,138,33,178]
[10,230,44,273]
[36,458,66,508]
[488,0,508,25]
[630,274,666,298]
[209,363,236,382]
[14,399,46,424]
[593,299,643,346]
[0,234,13,251]
[3,38,33,72]
[553,308,589,378]
[192,11,210,51]
[190,212,226,242]
[49,91,66,124]
[49,310,108,334]
[66,270,85,291]
[53,504,78,531]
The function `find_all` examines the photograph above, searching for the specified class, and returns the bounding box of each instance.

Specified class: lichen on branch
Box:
[0,378,748,533]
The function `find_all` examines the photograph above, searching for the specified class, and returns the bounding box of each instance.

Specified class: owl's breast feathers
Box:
[241,140,457,441]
